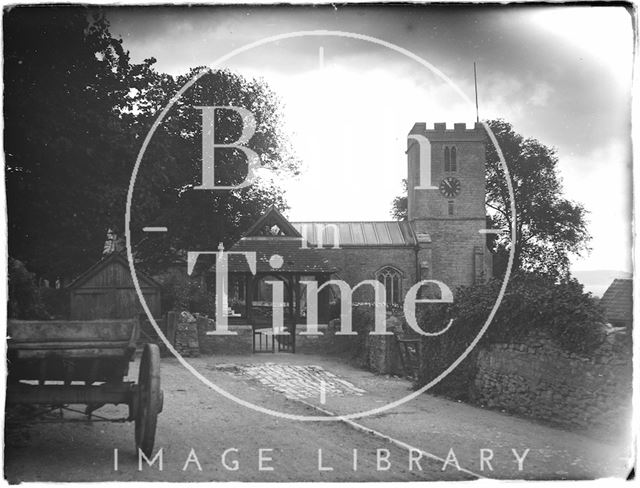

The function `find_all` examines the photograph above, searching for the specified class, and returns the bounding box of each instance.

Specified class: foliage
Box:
[39,287,70,320]
[159,276,214,316]
[5,8,139,281]
[420,272,605,352]
[8,258,50,320]
[389,120,591,279]
[131,67,299,274]
[485,119,590,278]
[5,7,300,282]
[350,305,379,361]
[390,179,408,220]
[324,303,375,359]
[413,272,607,395]
[7,258,70,319]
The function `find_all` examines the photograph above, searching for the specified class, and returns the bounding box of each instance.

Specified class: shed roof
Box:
[600,278,633,325]
[67,253,161,290]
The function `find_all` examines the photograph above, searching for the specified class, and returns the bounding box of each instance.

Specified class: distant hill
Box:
[573,269,633,297]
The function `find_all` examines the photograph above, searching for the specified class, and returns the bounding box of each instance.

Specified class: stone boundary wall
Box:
[174,319,200,357]
[471,329,633,431]
[297,320,363,356]
[171,308,633,436]
[173,314,253,356]
[196,317,253,355]
[363,333,404,375]
[360,314,406,375]
[169,310,410,380]
[295,324,331,354]
[295,314,407,375]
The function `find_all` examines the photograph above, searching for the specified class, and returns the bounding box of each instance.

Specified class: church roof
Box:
[220,208,415,274]
[291,221,416,247]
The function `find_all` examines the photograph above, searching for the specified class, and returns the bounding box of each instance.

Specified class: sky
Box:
[107,5,634,274]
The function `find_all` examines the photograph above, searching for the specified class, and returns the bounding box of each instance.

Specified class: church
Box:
[222,121,492,326]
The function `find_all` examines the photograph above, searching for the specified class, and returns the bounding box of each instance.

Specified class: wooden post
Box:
[318,273,330,324]
[166,311,178,346]
[293,274,301,321]
[287,274,294,325]
[246,274,254,323]
[287,274,296,353]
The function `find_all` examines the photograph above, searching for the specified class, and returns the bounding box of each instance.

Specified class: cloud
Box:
[529,6,633,89]
[528,82,552,107]
[105,6,633,272]
[561,139,632,272]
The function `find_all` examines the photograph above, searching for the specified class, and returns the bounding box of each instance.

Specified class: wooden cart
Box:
[6,319,163,456]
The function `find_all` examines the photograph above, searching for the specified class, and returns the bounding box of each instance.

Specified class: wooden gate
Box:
[253,324,296,353]
[396,337,422,380]
[277,324,295,353]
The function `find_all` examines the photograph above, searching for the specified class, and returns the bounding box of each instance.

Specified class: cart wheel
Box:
[135,343,162,456]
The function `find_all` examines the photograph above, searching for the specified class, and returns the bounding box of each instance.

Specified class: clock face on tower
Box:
[439,176,461,198]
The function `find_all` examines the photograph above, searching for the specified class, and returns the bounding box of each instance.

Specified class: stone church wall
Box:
[408,131,486,222]
[315,247,417,302]
[407,122,490,290]
[425,219,488,290]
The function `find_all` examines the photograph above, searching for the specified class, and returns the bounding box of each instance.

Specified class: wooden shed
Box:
[600,278,633,331]
[68,253,161,320]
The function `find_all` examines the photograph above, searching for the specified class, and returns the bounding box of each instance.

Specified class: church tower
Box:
[406,122,491,289]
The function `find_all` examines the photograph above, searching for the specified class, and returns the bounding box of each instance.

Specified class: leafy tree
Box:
[4,7,299,281]
[128,67,300,273]
[390,179,408,221]
[4,7,140,281]
[485,119,590,278]
[7,258,49,319]
[390,119,590,278]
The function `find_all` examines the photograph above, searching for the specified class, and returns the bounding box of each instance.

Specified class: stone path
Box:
[210,362,366,401]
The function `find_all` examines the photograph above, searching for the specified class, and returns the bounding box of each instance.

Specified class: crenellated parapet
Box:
[409,121,486,142]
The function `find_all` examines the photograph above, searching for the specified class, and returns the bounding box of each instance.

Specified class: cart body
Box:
[7,319,138,384]
[6,318,162,455]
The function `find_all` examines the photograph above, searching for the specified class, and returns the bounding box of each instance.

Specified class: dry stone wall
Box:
[174,319,200,357]
[471,330,632,432]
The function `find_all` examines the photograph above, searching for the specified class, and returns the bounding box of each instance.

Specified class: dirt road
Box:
[4,354,633,482]
[4,356,471,482]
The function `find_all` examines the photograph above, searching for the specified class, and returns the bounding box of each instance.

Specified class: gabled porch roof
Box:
[227,238,336,274]
[220,206,335,273]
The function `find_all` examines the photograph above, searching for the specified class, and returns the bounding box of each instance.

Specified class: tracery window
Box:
[376,266,402,305]
[444,146,457,172]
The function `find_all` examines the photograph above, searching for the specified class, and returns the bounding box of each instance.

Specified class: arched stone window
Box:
[444,146,457,172]
[450,146,457,171]
[376,266,403,305]
[444,147,450,172]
